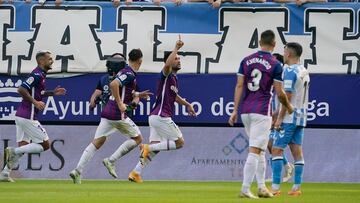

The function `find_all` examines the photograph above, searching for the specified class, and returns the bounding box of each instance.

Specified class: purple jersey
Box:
[150,71,178,118]
[15,67,46,120]
[101,65,137,120]
[238,51,283,116]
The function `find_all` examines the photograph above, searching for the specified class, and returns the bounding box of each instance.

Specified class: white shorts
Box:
[15,116,49,143]
[149,115,183,142]
[241,113,272,151]
[94,117,141,139]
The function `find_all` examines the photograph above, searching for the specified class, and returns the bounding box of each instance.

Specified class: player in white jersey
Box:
[271,42,310,197]
[267,54,294,183]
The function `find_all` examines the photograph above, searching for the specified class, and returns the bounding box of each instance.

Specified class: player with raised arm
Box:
[128,35,196,183]
[69,49,152,184]
[0,50,66,182]
[271,42,310,197]
[228,30,293,198]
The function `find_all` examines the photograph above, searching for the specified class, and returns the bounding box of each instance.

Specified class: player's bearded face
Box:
[173,56,181,71]
[43,54,54,70]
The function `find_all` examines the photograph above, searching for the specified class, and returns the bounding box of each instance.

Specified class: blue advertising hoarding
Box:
[1,73,358,127]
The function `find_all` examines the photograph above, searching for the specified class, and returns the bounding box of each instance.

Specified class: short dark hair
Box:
[128,49,143,62]
[260,30,276,46]
[285,42,302,58]
[110,52,126,60]
[36,50,51,62]
[273,53,284,64]
[163,51,172,63]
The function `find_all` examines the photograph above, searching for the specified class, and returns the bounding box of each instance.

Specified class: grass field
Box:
[1,180,360,203]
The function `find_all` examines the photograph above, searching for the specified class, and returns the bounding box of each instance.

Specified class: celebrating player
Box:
[0,50,66,182]
[128,35,196,183]
[69,49,152,184]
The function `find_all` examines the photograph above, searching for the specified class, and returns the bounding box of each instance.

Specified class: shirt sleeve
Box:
[95,79,102,90]
[237,60,245,76]
[273,62,283,82]
[283,69,297,92]
[160,70,168,80]
[21,73,41,90]
[115,72,135,86]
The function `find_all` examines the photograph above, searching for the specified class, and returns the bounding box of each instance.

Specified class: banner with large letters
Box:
[1,2,360,75]
[1,73,359,127]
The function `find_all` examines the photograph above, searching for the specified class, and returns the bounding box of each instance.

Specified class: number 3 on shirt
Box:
[247,69,262,91]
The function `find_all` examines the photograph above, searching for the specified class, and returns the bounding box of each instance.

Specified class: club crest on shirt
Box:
[170,85,178,94]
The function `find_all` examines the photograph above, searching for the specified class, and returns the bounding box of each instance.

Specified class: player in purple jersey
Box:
[69,49,152,184]
[128,36,196,183]
[228,30,293,198]
[0,50,66,182]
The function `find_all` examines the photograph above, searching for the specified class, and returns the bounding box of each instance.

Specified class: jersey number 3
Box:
[247,69,262,91]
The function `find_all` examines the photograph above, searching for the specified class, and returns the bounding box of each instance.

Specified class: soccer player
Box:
[0,50,66,182]
[228,30,294,199]
[89,53,126,110]
[69,49,152,184]
[271,42,309,196]
[128,36,196,183]
[267,53,294,183]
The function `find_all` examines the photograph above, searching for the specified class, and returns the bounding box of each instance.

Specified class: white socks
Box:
[255,152,266,189]
[14,143,44,154]
[2,165,11,175]
[133,151,159,174]
[109,139,138,163]
[149,140,176,152]
[242,152,260,193]
[76,143,97,174]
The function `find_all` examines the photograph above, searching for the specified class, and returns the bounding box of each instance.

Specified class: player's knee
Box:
[132,135,142,145]
[42,140,50,151]
[92,137,106,149]
[271,147,283,156]
[175,138,184,149]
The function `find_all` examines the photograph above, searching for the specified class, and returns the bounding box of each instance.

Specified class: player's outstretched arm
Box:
[175,95,196,116]
[110,79,126,112]
[163,35,184,76]
[42,85,67,97]
[228,75,244,126]
[133,90,153,100]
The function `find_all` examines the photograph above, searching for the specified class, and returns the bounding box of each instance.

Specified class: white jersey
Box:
[282,64,310,126]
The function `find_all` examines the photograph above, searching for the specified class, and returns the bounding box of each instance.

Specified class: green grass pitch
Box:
[1,180,360,203]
